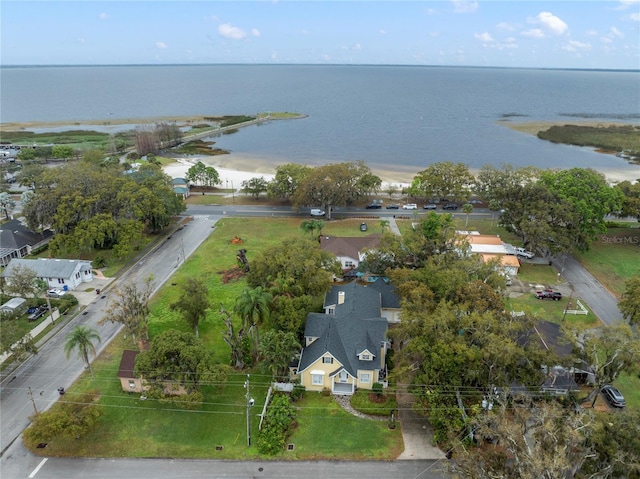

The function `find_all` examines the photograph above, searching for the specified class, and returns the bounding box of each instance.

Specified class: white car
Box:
[47,288,66,298]
[402,203,417,210]
[516,247,535,259]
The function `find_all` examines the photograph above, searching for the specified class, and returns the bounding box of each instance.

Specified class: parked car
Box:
[516,247,535,259]
[360,222,368,232]
[423,204,437,210]
[534,290,562,301]
[385,204,399,209]
[310,208,325,217]
[47,288,66,298]
[365,203,382,209]
[601,385,626,408]
[28,306,47,321]
[402,203,417,210]
[442,203,458,210]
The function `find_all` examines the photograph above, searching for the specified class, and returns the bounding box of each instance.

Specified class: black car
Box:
[534,290,562,301]
[601,385,626,408]
[360,222,368,231]
[385,204,399,209]
[442,203,458,210]
[365,203,382,209]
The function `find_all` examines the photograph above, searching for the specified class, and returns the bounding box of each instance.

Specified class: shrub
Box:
[92,256,107,268]
[372,382,383,396]
[257,394,295,455]
[321,387,331,397]
[291,384,305,402]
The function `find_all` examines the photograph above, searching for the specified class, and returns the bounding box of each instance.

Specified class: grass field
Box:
[573,227,640,297]
[31,217,405,459]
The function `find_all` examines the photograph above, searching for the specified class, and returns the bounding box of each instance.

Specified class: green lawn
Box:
[33,217,405,459]
[287,393,403,460]
[506,294,600,328]
[614,371,640,410]
[573,227,640,297]
[517,263,561,285]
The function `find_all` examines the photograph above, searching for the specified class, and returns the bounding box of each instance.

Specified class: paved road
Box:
[0,214,220,457]
[553,254,624,325]
[1,440,452,479]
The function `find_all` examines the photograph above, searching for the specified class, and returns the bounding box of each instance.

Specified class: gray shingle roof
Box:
[319,234,382,260]
[300,282,388,377]
[0,219,52,253]
[1,258,91,279]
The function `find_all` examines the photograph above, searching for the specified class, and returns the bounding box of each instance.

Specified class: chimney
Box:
[338,291,345,305]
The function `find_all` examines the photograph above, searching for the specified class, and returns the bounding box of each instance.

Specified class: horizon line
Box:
[1,63,638,73]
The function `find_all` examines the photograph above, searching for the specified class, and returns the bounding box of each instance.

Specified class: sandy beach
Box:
[163,153,420,190]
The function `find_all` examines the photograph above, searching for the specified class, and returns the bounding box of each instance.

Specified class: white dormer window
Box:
[323,356,334,364]
[361,354,370,361]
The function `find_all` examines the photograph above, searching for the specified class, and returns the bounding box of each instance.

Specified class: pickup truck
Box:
[516,247,535,259]
[534,290,562,301]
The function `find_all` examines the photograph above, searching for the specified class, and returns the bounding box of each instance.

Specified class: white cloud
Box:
[155,42,168,50]
[616,0,640,10]
[610,26,624,37]
[601,36,613,44]
[76,37,86,44]
[379,29,387,35]
[474,32,494,42]
[630,12,640,21]
[429,31,441,38]
[251,28,261,37]
[496,22,517,32]
[521,29,545,39]
[98,12,110,20]
[451,0,478,13]
[219,23,247,40]
[562,40,591,52]
[527,12,569,36]
[205,15,219,23]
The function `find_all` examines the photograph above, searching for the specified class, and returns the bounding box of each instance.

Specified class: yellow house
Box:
[295,282,389,395]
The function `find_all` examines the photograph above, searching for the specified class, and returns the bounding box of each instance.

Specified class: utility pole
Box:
[27,387,39,416]
[245,374,252,446]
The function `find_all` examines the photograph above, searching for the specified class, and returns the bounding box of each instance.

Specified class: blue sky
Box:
[2,1,639,69]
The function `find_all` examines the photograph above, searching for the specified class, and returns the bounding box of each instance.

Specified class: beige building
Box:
[295,282,389,395]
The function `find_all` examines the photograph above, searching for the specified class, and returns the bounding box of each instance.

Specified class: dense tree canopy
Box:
[409,161,474,201]
[267,163,311,200]
[291,161,381,219]
[616,179,640,221]
[22,161,184,256]
[619,275,640,325]
[134,329,213,393]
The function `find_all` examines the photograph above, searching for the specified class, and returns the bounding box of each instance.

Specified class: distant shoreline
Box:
[3,117,639,184]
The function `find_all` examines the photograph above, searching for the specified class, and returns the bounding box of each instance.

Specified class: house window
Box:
[312,374,324,386]
[129,380,135,389]
[338,371,348,383]
[57,278,65,284]
[345,261,354,268]
[323,356,333,364]
[361,354,370,360]
[360,373,371,384]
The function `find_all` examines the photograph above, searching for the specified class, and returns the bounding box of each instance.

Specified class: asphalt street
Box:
[553,254,624,325]
[0,214,220,461]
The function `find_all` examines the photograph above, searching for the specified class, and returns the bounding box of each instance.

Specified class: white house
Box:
[2,258,93,291]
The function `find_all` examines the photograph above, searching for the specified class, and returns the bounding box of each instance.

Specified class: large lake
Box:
[1,65,639,180]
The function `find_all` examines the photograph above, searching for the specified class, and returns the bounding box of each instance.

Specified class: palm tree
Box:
[462,203,474,227]
[234,287,273,359]
[300,220,315,237]
[64,326,101,380]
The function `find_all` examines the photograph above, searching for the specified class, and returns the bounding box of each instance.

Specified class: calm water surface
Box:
[2,65,639,177]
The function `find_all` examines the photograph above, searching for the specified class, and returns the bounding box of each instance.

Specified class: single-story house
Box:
[0,219,54,267]
[117,350,187,395]
[1,258,93,291]
[0,297,27,315]
[319,234,382,272]
[117,350,145,393]
[457,233,520,276]
[296,282,389,395]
